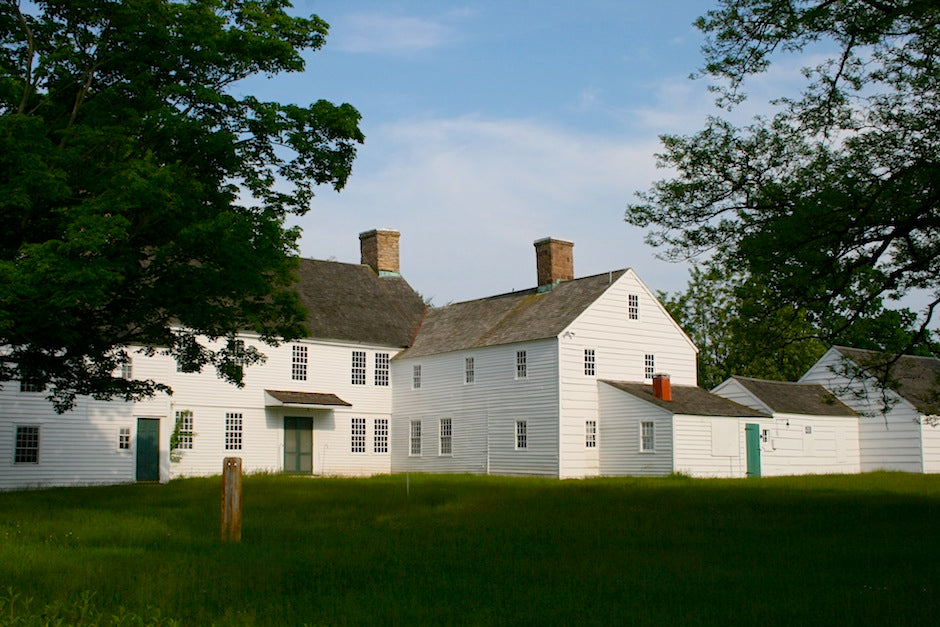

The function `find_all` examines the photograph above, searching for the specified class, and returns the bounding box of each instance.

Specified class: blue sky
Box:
[242,1,772,304]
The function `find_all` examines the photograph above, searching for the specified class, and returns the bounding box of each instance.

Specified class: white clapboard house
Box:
[711,376,861,476]
[800,346,940,473]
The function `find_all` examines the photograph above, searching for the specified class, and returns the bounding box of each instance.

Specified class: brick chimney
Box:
[359,229,400,275]
[534,237,574,290]
[652,374,672,401]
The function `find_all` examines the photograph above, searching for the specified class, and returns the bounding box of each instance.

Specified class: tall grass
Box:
[1,472,938,625]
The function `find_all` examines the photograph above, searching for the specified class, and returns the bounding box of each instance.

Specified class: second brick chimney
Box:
[534,237,574,290]
[652,374,672,401]
[359,229,400,275]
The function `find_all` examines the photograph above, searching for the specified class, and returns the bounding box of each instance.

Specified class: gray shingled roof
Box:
[265,390,352,407]
[729,376,857,416]
[835,347,940,415]
[398,270,628,359]
[602,380,769,417]
[294,258,426,347]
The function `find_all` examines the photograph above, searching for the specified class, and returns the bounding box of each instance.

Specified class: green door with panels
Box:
[136,418,160,481]
[745,423,761,478]
[284,417,313,474]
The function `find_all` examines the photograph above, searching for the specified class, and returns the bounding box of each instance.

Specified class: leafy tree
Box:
[627,0,940,363]
[660,266,827,388]
[0,0,364,410]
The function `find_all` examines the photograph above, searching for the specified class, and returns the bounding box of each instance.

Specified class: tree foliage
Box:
[627,0,940,365]
[0,0,364,410]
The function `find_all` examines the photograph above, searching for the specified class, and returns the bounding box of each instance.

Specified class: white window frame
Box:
[515,420,528,450]
[465,356,475,384]
[585,420,597,448]
[118,426,132,451]
[628,293,639,320]
[640,421,655,452]
[291,344,308,381]
[375,352,390,386]
[439,418,453,456]
[351,417,366,453]
[120,360,133,380]
[19,378,44,393]
[516,350,527,380]
[14,424,40,464]
[412,364,422,389]
[410,420,422,456]
[584,349,596,377]
[351,351,367,385]
[644,354,655,380]
[225,413,243,451]
[173,410,194,450]
[374,418,389,454]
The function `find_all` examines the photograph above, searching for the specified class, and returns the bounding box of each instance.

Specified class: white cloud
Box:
[332,13,456,54]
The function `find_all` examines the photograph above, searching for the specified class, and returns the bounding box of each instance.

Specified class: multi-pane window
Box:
[225,413,243,450]
[375,353,390,386]
[410,420,422,456]
[374,419,389,454]
[516,350,527,379]
[231,339,246,366]
[120,360,133,380]
[585,420,597,448]
[351,418,366,453]
[291,345,308,381]
[174,410,194,450]
[644,354,655,380]
[413,364,422,389]
[515,420,528,449]
[19,377,44,393]
[118,427,131,451]
[641,421,655,452]
[584,349,596,376]
[351,351,367,385]
[628,293,639,320]
[14,425,39,463]
[465,357,475,384]
[440,418,453,456]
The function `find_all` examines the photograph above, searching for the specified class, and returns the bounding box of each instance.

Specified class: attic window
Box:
[584,349,596,376]
[628,294,639,320]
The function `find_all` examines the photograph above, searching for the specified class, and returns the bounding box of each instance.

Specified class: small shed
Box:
[599,377,771,478]
[712,376,861,476]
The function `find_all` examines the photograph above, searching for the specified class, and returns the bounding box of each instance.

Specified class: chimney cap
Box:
[359,228,400,239]
[533,236,574,247]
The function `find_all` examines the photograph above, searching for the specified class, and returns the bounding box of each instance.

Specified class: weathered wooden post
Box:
[221,457,242,542]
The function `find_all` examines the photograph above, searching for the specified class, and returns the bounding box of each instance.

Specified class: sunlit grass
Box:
[1,472,938,625]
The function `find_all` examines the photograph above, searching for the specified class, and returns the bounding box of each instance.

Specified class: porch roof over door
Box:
[264,390,353,409]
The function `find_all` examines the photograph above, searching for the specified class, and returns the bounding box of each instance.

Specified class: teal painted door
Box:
[284,417,313,473]
[745,423,761,478]
[136,418,160,481]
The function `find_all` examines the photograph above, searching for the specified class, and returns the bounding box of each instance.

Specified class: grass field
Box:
[1,472,938,625]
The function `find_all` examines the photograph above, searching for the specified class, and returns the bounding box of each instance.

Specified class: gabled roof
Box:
[294,258,425,348]
[833,346,940,415]
[398,270,628,359]
[727,376,857,417]
[602,380,769,418]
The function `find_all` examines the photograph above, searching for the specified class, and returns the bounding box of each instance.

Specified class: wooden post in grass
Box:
[221,457,242,542]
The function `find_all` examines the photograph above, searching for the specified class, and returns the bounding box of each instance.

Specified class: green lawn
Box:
[1,472,938,625]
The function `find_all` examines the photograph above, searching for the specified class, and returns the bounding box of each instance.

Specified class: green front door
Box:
[136,418,160,481]
[284,417,313,474]
[745,423,761,478]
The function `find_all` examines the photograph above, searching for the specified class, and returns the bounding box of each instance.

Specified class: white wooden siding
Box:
[709,379,773,415]
[597,383,674,476]
[801,348,925,472]
[672,416,771,478]
[558,271,697,478]
[759,414,861,476]
[392,339,560,477]
[922,419,940,473]
[0,389,137,489]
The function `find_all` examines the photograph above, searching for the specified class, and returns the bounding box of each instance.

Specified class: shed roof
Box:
[602,380,769,418]
[728,376,857,417]
[834,347,940,415]
[293,258,425,347]
[264,390,352,407]
[398,270,627,359]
